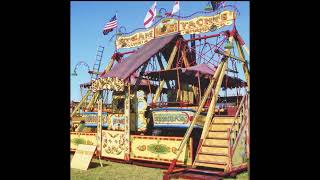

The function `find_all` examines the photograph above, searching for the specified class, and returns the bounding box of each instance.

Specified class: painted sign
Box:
[101,130,126,160]
[130,135,192,165]
[155,18,178,37]
[116,10,235,49]
[116,28,154,49]
[153,111,190,124]
[152,109,206,127]
[179,11,234,35]
[71,144,97,170]
[81,112,108,126]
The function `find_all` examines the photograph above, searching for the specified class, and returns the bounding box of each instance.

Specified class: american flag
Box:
[103,14,117,35]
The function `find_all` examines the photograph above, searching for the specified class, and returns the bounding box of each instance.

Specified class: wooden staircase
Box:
[193,116,239,170]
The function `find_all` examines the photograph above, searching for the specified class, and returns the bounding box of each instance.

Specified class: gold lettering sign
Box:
[116,28,154,49]
[116,11,235,49]
[155,18,178,37]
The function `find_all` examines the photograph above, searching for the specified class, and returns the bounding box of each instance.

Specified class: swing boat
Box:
[71,4,249,179]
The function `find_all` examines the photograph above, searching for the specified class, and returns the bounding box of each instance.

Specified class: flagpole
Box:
[178,1,180,32]
[115,11,118,53]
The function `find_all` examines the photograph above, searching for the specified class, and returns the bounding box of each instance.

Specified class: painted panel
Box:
[70,132,97,151]
[101,130,126,160]
[106,113,136,131]
[136,90,149,132]
[130,135,192,165]
[81,112,108,127]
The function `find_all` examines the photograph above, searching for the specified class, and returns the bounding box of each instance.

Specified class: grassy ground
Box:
[71,155,248,180]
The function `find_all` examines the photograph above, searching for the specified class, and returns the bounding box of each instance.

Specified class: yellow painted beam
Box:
[235,40,250,90]
[71,90,91,117]
[192,36,234,168]
[152,41,180,103]
[169,58,226,169]
[85,56,117,110]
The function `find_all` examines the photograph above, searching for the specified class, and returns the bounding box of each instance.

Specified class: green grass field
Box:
[71,155,248,180]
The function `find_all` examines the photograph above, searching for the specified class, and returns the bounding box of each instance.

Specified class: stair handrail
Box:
[230,93,249,157]
[229,93,246,145]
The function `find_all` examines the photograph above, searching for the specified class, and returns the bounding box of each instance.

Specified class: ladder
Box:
[91,46,104,80]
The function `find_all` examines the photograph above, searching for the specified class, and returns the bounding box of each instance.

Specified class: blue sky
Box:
[71,1,249,102]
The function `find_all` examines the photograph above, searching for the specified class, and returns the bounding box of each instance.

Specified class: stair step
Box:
[200,146,228,154]
[213,117,239,124]
[206,137,228,140]
[210,124,232,131]
[199,152,228,156]
[209,130,228,132]
[202,145,229,148]
[194,161,226,169]
[195,160,227,166]
[212,122,233,125]
[204,139,229,147]
[207,132,228,139]
[197,154,228,164]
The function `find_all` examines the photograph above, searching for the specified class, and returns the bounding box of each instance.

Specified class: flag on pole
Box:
[171,1,180,15]
[144,1,157,28]
[103,14,118,35]
[210,1,226,11]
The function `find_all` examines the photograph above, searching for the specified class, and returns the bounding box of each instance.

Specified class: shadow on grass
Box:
[89,162,109,169]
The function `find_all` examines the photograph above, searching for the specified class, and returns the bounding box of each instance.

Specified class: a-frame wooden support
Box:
[152,40,180,103]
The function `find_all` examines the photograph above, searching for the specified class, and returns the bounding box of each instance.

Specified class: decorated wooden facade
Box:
[71,3,249,178]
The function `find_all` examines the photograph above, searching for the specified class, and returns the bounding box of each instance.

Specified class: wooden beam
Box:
[192,58,229,168]
[167,58,226,173]
[86,91,100,110]
[235,40,250,90]
[152,40,180,103]
[192,36,234,168]
[214,49,246,63]
[156,53,171,89]
[181,45,190,67]
[84,56,117,111]
[71,90,91,117]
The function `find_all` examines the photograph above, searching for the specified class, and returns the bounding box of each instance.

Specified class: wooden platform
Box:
[163,165,248,180]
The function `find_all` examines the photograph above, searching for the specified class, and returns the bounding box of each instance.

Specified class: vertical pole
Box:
[115,12,118,52]
[197,72,201,104]
[124,83,131,161]
[97,97,103,167]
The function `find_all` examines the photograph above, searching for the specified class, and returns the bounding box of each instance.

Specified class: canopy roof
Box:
[102,33,180,80]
